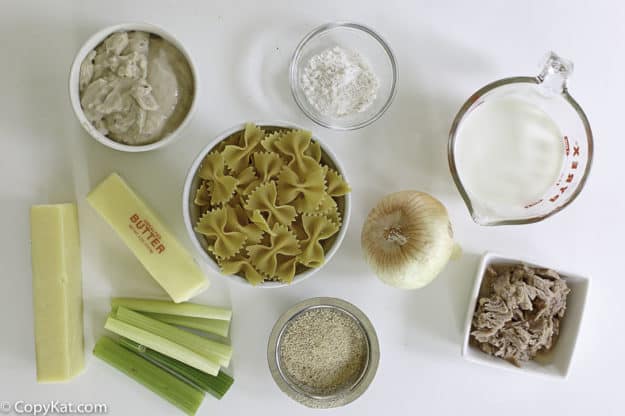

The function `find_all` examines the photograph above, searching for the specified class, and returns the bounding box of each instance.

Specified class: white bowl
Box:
[182,121,352,288]
[69,22,198,152]
[461,252,590,378]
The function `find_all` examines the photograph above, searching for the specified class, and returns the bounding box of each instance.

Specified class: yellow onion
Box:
[361,191,458,289]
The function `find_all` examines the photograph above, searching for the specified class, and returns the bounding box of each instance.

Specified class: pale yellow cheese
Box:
[30,204,85,382]
[87,173,209,302]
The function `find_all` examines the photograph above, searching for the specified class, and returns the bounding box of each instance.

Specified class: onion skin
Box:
[361,191,456,289]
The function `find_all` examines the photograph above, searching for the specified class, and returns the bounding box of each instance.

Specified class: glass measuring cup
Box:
[448,52,593,226]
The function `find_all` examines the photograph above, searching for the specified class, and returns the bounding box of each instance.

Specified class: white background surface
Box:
[1,0,623,415]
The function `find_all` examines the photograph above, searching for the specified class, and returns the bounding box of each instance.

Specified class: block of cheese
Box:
[30,204,85,382]
[87,173,209,303]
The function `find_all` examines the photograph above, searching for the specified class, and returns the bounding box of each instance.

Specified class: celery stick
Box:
[144,313,230,337]
[115,307,232,367]
[104,315,220,375]
[111,298,231,321]
[93,336,204,416]
[118,337,234,399]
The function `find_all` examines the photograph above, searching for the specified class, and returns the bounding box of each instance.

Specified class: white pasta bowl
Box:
[182,121,352,288]
[68,22,198,152]
[462,252,589,378]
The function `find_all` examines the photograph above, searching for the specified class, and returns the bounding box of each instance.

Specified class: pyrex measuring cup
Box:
[448,52,593,225]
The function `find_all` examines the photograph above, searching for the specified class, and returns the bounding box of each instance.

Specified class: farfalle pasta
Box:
[275,255,299,284]
[314,192,338,215]
[299,215,340,268]
[325,168,351,197]
[192,123,350,285]
[222,123,264,172]
[253,152,283,183]
[274,130,321,178]
[305,140,322,163]
[219,255,265,286]
[194,181,211,206]
[235,166,258,195]
[325,205,342,226]
[197,153,238,205]
[277,165,326,213]
[195,206,247,259]
[250,210,275,235]
[246,181,298,227]
[260,131,284,154]
[246,223,300,277]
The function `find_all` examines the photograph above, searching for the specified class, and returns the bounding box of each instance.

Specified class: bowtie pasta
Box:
[193,123,350,284]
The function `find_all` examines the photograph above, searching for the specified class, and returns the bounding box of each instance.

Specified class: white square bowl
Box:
[461,252,590,378]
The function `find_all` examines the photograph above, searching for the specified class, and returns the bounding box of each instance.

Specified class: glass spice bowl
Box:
[289,22,398,130]
[267,297,380,408]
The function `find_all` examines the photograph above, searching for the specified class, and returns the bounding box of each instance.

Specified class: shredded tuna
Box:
[470,264,570,366]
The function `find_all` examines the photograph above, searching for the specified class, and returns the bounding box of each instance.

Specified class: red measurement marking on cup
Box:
[524,199,543,209]
[573,145,580,157]
[550,139,581,204]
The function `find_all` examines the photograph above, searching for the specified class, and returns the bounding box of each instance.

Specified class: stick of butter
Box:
[87,173,209,303]
[30,204,85,382]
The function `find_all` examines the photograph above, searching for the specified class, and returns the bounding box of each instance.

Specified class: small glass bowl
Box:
[267,297,380,408]
[290,22,398,130]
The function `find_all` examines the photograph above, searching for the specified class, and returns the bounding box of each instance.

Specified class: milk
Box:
[455,96,564,213]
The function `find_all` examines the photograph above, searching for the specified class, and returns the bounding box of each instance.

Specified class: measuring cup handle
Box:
[537,51,574,96]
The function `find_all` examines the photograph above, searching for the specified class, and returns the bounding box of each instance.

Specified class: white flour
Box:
[300,46,379,117]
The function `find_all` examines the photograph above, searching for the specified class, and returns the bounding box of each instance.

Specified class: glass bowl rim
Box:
[289,21,398,131]
[267,297,380,407]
